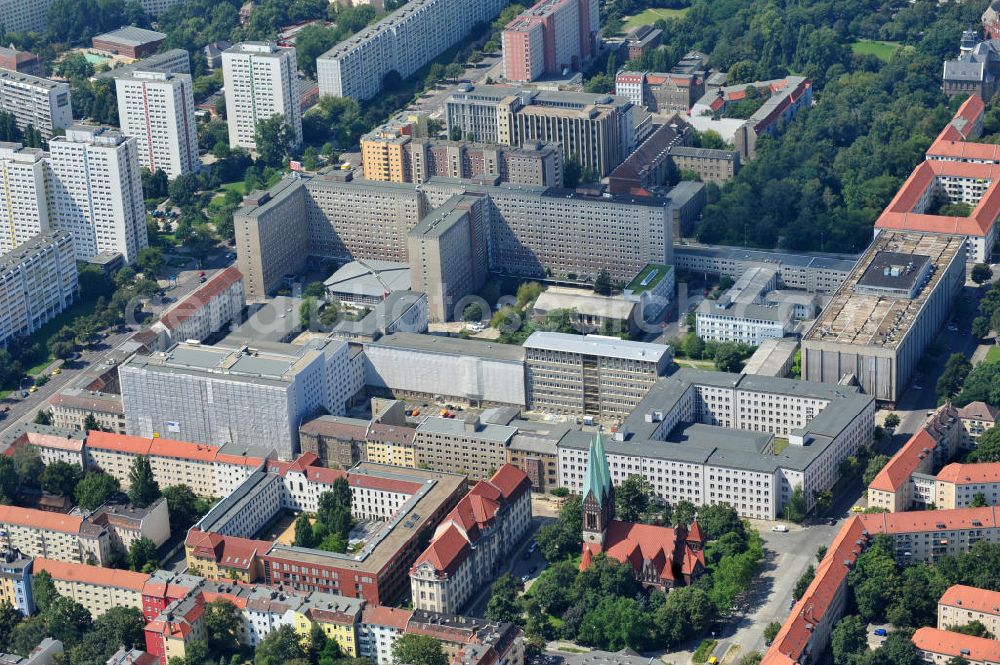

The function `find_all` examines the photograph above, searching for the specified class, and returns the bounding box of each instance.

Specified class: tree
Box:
[536,496,582,562]
[972,263,994,285]
[530,560,577,615]
[0,457,19,503]
[484,574,522,624]
[128,537,159,572]
[697,504,744,541]
[137,247,164,278]
[33,410,52,425]
[817,545,828,562]
[294,24,338,78]
[32,570,57,614]
[714,342,748,372]
[783,486,808,522]
[739,654,762,665]
[672,499,697,527]
[255,115,297,167]
[11,446,42,489]
[654,585,716,647]
[204,598,242,656]
[463,303,484,322]
[972,316,991,340]
[831,615,867,665]
[294,513,316,548]
[763,621,782,645]
[75,472,121,510]
[615,475,650,522]
[947,621,993,639]
[593,269,612,296]
[883,412,901,433]
[127,456,161,508]
[256,625,306,665]
[577,596,655,651]
[41,461,83,498]
[793,565,815,600]
[162,485,210,533]
[46,596,93,644]
[563,156,582,188]
[391,634,447,665]
[937,353,973,402]
[863,454,891,485]
[972,493,988,508]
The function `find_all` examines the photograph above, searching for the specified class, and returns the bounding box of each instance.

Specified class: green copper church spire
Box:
[583,430,612,506]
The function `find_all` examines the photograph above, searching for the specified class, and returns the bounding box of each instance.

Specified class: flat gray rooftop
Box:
[368,332,526,362]
[524,332,670,363]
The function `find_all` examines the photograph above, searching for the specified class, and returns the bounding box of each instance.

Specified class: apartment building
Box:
[31,558,148,618]
[523,332,671,419]
[912,627,1000,665]
[860,507,1000,562]
[0,69,71,140]
[802,232,966,404]
[360,126,562,186]
[49,388,127,434]
[935,463,1000,509]
[501,0,599,82]
[407,194,489,322]
[413,415,517,480]
[558,369,875,519]
[957,401,998,444]
[148,266,245,349]
[0,554,32,615]
[0,506,110,564]
[665,146,739,184]
[411,465,532,614]
[47,125,148,262]
[0,232,77,346]
[316,0,508,101]
[222,43,302,151]
[120,339,352,460]
[114,69,199,178]
[879,96,1000,263]
[444,85,643,177]
[0,0,54,34]
[867,405,964,512]
[674,245,856,293]
[938,585,1000,637]
[0,143,49,253]
[615,71,705,114]
[358,605,412,665]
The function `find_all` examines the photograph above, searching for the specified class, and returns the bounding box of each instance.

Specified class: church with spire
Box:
[579,431,706,591]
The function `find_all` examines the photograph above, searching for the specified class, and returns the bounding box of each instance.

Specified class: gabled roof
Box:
[938,584,1000,616]
[362,604,412,629]
[957,401,999,422]
[868,429,937,493]
[596,520,704,583]
[912,626,1000,662]
[159,267,243,331]
[411,523,471,576]
[0,505,83,533]
[86,431,152,455]
[936,462,1000,485]
[487,464,530,500]
[34,557,149,590]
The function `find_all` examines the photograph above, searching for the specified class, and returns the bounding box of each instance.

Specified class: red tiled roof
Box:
[149,438,219,463]
[349,473,422,495]
[869,429,937,493]
[957,401,999,423]
[362,604,412,630]
[185,530,269,571]
[488,464,531,500]
[19,431,85,452]
[159,267,243,331]
[0,505,83,533]
[912,627,1000,662]
[412,523,471,576]
[597,520,704,583]
[214,453,265,467]
[859,506,999,534]
[875,159,1000,237]
[34,557,150,590]
[936,462,1000,485]
[934,94,985,144]
[763,517,870,665]
[938,584,1000,616]
[87,431,153,455]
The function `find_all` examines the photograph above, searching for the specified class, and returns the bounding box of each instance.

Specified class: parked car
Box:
[873,628,887,637]
[771,524,788,532]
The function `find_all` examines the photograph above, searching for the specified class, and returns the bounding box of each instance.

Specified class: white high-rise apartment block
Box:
[0,143,48,253]
[0,69,72,140]
[115,69,199,178]
[0,0,54,35]
[47,125,148,262]
[221,42,302,151]
[0,231,78,346]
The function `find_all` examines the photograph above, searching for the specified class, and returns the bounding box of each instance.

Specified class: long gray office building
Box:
[235,172,674,302]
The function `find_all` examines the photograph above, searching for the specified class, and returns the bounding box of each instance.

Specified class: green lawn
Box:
[626,263,670,293]
[850,39,901,62]
[623,7,689,29]
[210,181,247,207]
[986,345,1000,364]
[773,437,790,454]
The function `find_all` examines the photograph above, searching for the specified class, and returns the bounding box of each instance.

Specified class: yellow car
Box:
[51,368,61,376]
[28,386,38,393]
[850,506,864,513]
